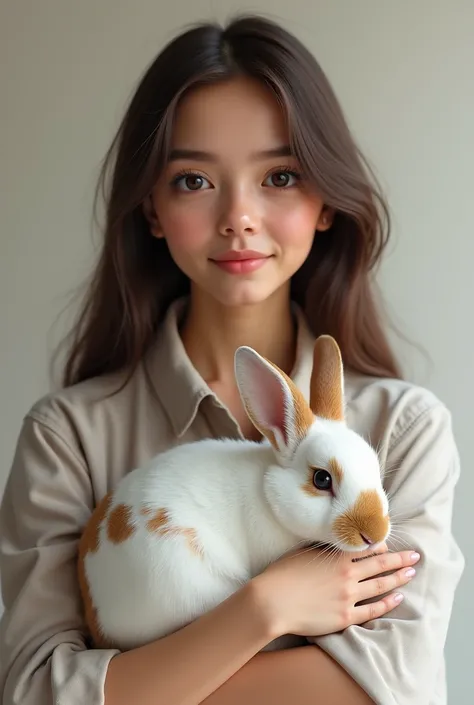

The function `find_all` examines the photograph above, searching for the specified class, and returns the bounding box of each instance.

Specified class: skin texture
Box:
[102,76,420,705]
[146,76,333,311]
[104,548,419,705]
[143,76,333,438]
[201,645,379,705]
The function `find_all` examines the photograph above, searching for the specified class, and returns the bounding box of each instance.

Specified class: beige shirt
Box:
[0,299,464,705]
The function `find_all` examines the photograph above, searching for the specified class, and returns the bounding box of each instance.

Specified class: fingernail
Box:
[405,568,416,577]
[411,552,420,562]
[394,593,404,603]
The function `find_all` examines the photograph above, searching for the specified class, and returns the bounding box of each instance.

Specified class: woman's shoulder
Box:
[25,369,137,435]
[24,298,197,444]
[344,369,454,454]
[294,306,452,448]
[18,360,177,485]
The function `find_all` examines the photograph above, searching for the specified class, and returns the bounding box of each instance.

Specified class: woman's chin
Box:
[197,282,280,309]
[195,267,296,308]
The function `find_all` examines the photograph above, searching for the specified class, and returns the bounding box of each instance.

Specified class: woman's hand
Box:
[254,544,420,639]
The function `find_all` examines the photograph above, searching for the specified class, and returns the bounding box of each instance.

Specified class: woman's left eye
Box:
[263,170,301,188]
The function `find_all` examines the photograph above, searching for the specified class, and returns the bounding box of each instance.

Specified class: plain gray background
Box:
[1,1,473,702]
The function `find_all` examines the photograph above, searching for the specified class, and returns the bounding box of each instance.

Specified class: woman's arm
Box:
[105,579,378,705]
[0,416,279,705]
[0,415,374,705]
[104,578,277,705]
[1,404,439,705]
[202,646,374,705]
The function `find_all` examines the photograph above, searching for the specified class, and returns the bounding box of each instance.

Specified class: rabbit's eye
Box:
[313,469,332,492]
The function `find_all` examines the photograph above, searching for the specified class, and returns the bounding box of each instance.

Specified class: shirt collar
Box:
[148,297,319,438]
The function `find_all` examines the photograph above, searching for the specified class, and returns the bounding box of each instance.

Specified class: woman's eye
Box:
[313,469,333,492]
[264,170,300,188]
[173,174,211,191]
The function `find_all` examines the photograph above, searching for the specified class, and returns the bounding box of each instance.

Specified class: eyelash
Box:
[268,166,302,186]
[170,168,202,187]
[169,165,302,190]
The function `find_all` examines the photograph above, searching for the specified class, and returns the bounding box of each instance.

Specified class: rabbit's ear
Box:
[310,335,345,422]
[234,346,314,457]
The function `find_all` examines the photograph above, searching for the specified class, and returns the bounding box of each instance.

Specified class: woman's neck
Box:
[180,286,297,387]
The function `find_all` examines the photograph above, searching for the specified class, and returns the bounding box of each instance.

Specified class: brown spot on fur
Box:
[333,489,389,547]
[265,428,278,450]
[328,457,344,485]
[302,470,327,497]
[77,493,116,649]
[310,336,344,421]
[80,493,111,555]
[147,508,203,557]
[146,507,169,532]
[107,503,135,544]
[270,362,314,439]
[302,458,344,497]
[140,506,153,516]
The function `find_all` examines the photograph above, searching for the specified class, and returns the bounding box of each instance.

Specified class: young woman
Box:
[0,15,464,705]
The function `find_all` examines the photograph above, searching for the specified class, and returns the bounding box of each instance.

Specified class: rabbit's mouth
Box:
[360,532,375,546]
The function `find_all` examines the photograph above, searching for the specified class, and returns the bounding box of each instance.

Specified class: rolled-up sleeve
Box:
[0,414,119,705]
[309,400,465,705]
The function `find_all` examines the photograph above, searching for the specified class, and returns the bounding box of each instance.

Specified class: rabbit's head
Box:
[234,336,390,553]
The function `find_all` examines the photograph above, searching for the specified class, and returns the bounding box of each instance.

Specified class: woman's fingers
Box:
[354,550,420,582]
[348,550,420,625]
[353,590,406,624]
[357,564,416,602]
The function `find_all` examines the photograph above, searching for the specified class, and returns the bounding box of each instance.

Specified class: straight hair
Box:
[58,15,402,387]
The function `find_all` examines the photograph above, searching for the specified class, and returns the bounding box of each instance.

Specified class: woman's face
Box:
[145,76,332,308]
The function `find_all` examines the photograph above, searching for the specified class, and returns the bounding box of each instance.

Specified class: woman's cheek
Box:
[269,204,320,246]
[160,208,211,254]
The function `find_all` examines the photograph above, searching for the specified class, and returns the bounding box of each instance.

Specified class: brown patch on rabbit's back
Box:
[78,493,115,648]
[146,507,203,558]
[146,507,169,532]
[79,493,112,556]
[107,503,136,543]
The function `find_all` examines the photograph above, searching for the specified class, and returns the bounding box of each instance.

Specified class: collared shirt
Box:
[0,298,464,705]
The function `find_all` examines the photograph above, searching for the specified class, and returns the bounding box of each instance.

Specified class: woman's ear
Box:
[315,206,335,232]
[142,195,163,238]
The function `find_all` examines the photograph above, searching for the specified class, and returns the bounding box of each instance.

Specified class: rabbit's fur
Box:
[78,335,390,651]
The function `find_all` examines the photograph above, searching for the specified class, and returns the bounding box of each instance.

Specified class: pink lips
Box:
[210,250,271,275]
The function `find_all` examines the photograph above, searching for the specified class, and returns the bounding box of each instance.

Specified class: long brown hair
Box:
[59,14,401,388]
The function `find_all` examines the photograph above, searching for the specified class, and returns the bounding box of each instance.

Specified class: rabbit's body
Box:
[78,337,391,652]
[83,439,307,650]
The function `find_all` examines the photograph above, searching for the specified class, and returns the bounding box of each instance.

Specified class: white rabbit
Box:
[78,335,390,652]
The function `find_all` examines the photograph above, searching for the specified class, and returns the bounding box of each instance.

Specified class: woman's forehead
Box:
[169,76,290,157]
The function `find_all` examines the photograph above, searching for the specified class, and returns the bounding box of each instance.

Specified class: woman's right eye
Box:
[172,173,212,192]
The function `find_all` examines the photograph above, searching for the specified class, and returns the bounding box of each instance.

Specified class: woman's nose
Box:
[217,189,261,237]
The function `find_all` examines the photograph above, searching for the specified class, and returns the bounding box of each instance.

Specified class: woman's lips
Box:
[212,257,270,274]
[210,250,272,274]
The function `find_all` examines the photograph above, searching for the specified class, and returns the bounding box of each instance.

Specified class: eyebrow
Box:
[168,145,293,162]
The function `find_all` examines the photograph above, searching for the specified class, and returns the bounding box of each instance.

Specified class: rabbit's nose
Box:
[360,533,374,546]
